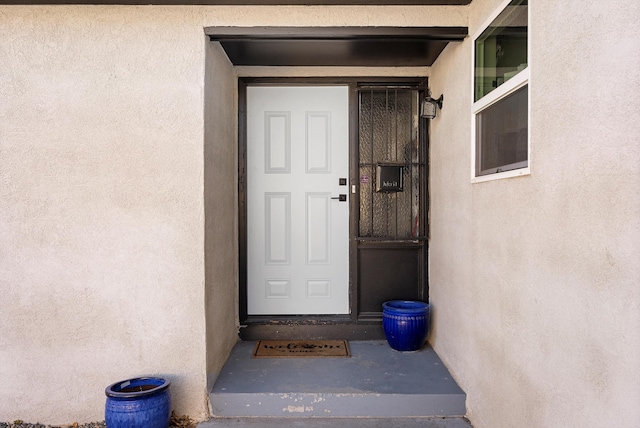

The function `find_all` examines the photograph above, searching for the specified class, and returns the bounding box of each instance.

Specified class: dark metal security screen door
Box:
[356,87,428,319]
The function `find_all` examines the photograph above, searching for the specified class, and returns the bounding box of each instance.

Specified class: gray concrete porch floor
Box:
[205,340,470,426]
[197,416,473,427]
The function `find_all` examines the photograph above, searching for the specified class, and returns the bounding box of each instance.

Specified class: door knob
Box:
[331,194,347,202]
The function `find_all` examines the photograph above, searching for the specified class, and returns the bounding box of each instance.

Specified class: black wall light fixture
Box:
[421,90,443,119]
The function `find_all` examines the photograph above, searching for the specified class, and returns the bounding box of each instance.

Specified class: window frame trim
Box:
[470,0,531,184]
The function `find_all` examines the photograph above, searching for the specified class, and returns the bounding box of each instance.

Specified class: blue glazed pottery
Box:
[382,300,429,352]
[105,377,171,428]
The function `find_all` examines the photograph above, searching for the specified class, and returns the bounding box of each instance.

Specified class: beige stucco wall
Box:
[0,4,461,424]
[5,2,637,425]
[0,6,211,424]
[203,40,238,392]
[429,0,640,427]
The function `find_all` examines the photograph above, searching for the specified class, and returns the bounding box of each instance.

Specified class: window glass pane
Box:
[358,89,421,239]
[475,0,528,101]
[476,85,528,175]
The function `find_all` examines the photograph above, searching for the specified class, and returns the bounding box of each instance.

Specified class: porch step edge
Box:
[198,416,473,428]
[209,391,466,418]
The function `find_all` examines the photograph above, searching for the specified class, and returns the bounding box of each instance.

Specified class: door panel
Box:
[247,86,349,315]
[358,245,423,317]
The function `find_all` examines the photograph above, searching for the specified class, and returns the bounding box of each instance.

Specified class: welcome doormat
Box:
[252,340,351,358]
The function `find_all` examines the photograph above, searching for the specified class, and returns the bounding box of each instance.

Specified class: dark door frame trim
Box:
[238,77,427,340]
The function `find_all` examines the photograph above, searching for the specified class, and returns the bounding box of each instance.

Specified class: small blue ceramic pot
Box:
[382,300,429,352]
[105,377,171,428]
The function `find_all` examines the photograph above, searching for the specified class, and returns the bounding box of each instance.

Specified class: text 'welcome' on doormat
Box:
[252,340,351,358]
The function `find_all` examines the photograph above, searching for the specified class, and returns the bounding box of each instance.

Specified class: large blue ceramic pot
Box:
[382,300,429,352]
[105,377,171,428]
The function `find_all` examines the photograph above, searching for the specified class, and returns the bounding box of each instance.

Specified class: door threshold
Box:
[239,316,385,341]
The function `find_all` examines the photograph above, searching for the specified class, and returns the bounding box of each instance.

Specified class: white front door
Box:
[246,86,350,315]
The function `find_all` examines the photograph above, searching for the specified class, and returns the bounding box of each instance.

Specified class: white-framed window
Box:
[472,0,529,182]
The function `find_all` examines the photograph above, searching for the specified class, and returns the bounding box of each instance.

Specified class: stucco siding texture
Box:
[204,41,239,391]
[3,2,639,426]
[0,7,212,424]
[429,1,640,428]
[0,4,462,424]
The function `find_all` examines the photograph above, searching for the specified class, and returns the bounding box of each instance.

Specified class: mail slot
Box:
[376,164,404,193]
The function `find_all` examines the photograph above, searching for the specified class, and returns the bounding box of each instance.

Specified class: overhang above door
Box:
[206,27,468,67]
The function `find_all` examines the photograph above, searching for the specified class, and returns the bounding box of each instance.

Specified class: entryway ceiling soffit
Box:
[206,27,469,67]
